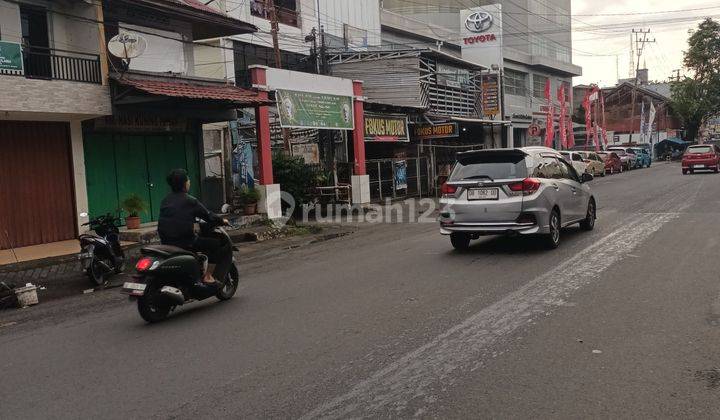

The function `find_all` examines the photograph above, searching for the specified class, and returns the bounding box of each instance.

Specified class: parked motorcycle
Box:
[79,214,125,286]
[121,219,239,323]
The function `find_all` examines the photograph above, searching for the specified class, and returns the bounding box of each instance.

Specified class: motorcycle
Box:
[121,219,239,323]
[79,214,126,286]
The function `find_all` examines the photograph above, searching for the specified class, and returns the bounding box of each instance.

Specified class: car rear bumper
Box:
[440,221,541,235]
[683,159,718,168]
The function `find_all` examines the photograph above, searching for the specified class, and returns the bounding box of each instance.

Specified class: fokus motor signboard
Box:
[460,4,503,70]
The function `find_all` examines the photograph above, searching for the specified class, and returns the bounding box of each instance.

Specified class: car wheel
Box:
[450,233,471,251]
[682,169,688,175]
[714,164,719,173]
[601,169,606,177]
[544,209,561,249]
[579,199,596,231]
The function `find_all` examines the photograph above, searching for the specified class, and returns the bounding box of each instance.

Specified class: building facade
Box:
[0,0,111,250]
[380,0,582,148]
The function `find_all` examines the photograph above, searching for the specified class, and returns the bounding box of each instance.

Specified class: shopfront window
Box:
[533,74,548,98]
[250,0,299,27]
[504,69,527,97]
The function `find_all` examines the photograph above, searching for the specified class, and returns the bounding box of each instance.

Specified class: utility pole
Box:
[628,29,655,144]
[319,25,327,75]
[671,69,681,82]
[269,0,282,68]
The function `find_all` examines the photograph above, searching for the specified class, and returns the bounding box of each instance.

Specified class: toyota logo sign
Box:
[465,11,493,33]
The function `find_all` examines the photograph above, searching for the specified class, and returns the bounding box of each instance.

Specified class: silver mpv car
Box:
[439,147,597,250]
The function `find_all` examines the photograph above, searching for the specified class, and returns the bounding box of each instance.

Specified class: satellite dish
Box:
[107,31,147,60]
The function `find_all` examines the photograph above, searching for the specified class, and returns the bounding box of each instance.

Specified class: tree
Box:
[670,78,710,142]
[670,18,720,141]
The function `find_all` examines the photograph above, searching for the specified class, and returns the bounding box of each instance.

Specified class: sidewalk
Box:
[0,222,357,307]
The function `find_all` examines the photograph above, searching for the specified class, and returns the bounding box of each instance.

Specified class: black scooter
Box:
[121,219,239,323]
[79,214,126,286]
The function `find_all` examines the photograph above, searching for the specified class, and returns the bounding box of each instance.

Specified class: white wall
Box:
[263,66,354,96]
[0,0,22,44]
[226,0,381,55]
[119,23,190,74]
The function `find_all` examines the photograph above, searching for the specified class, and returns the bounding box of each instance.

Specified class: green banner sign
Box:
[0,41,23,72]
[276,89,354,130]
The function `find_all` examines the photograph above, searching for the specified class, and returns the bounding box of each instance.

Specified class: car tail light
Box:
[440,182,457,196]
[135,257,154,272]
[509,178,541,196]
[583,159,590,163]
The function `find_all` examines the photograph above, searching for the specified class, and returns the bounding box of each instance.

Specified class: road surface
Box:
[2,162,720,419]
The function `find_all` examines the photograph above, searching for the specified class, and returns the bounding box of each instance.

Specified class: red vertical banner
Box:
[558,84,567,149]
[582,91,592,150]
[544,78,555,148]
[600,90,608,147]
[567,116,575,149]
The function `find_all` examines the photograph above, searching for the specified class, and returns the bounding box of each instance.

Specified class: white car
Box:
[560,151,588,175]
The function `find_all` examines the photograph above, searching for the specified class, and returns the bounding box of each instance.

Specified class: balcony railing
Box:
[0,47,102,84]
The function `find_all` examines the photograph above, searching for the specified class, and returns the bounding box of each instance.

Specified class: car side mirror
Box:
[581,172,594,183]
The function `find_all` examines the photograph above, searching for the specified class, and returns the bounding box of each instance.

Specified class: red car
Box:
[682,145,720,174]
[598,151,623,174]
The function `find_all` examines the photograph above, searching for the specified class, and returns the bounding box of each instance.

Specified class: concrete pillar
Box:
[351,80,370,204]
[352,80,367,176]
[69,120,90,234]
[249,65,282,218]
[506,124,514,148]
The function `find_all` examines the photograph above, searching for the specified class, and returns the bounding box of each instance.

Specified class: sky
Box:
[571,0,720,87]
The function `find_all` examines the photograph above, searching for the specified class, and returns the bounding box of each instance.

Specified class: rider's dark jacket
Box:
[157,192,220,248]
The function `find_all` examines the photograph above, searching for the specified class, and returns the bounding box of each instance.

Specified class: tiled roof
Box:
[115,77,269,105]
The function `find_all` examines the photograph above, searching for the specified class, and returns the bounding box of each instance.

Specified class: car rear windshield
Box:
[451,153,529,181]
[597,153,608,158]
[687,146,712,154]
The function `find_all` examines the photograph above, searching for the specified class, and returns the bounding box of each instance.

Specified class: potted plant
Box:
[120,193,147,229]
[238,185,260,215]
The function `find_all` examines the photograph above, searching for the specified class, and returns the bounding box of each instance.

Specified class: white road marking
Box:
[302,212,680,419]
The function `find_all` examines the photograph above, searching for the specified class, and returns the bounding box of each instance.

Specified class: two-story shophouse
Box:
[0,0,111,250]
[1,0,266,252]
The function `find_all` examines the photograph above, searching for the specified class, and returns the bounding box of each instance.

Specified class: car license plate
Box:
[77,252,93,260]
[121,282,146,296]
[467,188,498,200]
[694,164,706,169]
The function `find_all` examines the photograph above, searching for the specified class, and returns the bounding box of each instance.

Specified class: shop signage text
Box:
[463,34,497,44]
[364,113,409,142]
[291,143,320,164]
[412,122,459,139]
[276,89,354,130]
[0,41,23,72]
[481,73,500,116]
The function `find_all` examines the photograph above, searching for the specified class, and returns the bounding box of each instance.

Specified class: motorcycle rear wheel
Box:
[86,259,106,286]
[137,293,171,323]
[216,265,240,301]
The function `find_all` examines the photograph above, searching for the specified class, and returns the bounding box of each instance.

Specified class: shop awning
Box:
[110,0,258,39]
[111,74,272,106]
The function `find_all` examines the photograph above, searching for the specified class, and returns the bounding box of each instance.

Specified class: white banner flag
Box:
[639,101,646,143]
[647,102,657,143]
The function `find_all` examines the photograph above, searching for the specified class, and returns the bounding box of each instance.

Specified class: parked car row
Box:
[561,146,652,177]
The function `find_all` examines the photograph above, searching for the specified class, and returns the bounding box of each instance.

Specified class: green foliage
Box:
[670,18,720,142]
[238,185,260,204]
[272,152,326,206]
[120,193,147,218]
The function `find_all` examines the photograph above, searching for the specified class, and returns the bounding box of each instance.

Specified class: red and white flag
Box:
[544,79,555,148]
[600,90,608,147]
[558,84,567,149]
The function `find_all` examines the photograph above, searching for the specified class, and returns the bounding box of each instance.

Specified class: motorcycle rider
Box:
[157,169,232,285]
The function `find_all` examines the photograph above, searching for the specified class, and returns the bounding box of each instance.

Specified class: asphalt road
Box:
[2,162,720,419]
